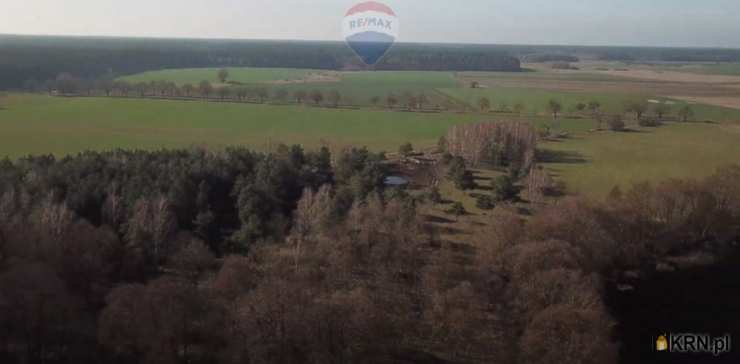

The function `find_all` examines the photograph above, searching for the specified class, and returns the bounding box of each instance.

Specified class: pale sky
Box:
[2,0,740,48]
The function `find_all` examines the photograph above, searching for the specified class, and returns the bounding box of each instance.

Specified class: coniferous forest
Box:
[0,35,522,90]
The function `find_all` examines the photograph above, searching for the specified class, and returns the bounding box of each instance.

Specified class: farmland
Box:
[120,67,319,86]
[659,62,740,76]
[3,63,740,198]
[0,94,479,157]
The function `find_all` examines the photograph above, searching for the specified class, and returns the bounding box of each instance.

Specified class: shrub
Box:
[475,195,495,210]
[678,105,694,122]
[492,175,521,202]
[398,142,413,157]
[427,186,442,204]
[447,156,475,190]
[550,62,578,70]
[607,115,626,131]
[457,171,476,190]
[638,117,661,127]
[446,202,466,219]
[437,136,448,153]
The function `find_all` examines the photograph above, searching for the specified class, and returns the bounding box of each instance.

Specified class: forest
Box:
[0,35,522,89]
[7,34,740,91]
[0,138,738,363]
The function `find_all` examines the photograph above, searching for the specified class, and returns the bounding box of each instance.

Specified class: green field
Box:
[673,63,740,76]
[459,69,633,82]
[0,94,477,158]
[3,93,740,199]
[542,122,740,197]
[119,67,318,85]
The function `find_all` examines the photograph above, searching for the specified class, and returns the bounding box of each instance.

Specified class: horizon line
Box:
[2,32,740,51]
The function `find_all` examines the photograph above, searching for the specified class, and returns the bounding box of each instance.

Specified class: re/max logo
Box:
[349,17,392,30]
[658,333,732,356]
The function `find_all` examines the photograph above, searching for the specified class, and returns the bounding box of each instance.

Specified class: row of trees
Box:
[620,100,694,123]
[569,99,694,126]
[40,73,354,107]
[471,96,696,126]
[477,97,526,114]
[42,73,460,111]
[371,92,436,110]
[48,74,690,121]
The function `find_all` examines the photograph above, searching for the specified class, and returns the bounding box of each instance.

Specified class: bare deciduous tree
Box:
[309,89,324,105]
[182,83,194,97]
[478,97,491,112]
[678,104,694,122]
[547,99,562,119]
[327,90,341,108]
[273,88,289,103]
[386,94,398,109]
[217,68,229,83]
[293,90,307,104]
[198,80,213,99]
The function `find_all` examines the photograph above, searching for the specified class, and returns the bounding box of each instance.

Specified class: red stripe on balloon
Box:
[345,2,395,16]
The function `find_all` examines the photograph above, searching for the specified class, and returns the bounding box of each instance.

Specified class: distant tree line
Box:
[0,35,522,90]
[596,48,740,62]
[520,53,580,63]
[464,43,740,63]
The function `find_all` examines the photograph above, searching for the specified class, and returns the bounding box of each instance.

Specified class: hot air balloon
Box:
[341,2,399,65]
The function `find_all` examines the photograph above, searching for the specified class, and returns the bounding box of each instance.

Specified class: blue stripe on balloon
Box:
[346,31,395,65]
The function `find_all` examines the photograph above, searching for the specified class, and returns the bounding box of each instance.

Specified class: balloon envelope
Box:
[341,2,399,65]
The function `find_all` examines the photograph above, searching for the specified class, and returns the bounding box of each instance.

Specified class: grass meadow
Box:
[4,65,740,198]
[119,67,318,85]
[0,94,478,158]
[541,121,740,197]
[669,63,740,76]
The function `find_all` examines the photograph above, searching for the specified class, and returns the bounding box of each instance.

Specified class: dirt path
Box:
[591,69,740,84]
[665,95,740,110]
[268,72,341,85]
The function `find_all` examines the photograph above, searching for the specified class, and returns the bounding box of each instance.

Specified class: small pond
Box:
[384,176,409,187]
